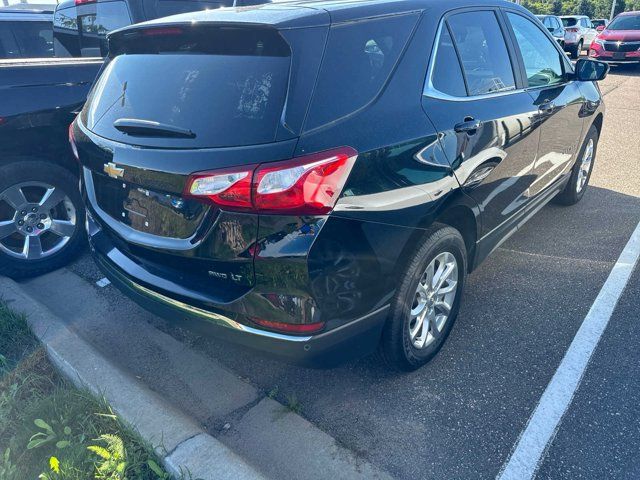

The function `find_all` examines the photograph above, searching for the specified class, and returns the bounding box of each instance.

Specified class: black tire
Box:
[380,225,467,371]
[554,124,599,206]
[570,41,582,59]
[0,161,85,279]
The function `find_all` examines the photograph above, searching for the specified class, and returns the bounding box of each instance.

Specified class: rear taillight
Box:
[69,123,79,161]
[250,317,326,335]
[185,147,357,215]
[75,0,96,5]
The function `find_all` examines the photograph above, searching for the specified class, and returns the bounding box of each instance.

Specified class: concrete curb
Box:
[1,276,266,480]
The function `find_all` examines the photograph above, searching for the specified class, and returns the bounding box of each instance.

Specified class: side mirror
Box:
[575,58,609,82]
[596,25,605,32]
[547,27,555,33]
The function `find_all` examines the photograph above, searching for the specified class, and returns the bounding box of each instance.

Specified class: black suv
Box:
[72,0,608,370]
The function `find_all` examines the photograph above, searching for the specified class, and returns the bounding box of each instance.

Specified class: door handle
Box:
[454,118,482,134]
[538,101,556,114]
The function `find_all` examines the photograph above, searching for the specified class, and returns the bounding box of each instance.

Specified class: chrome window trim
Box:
[423,18,522,102]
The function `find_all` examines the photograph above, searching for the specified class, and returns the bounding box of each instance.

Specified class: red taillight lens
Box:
[69,123,79,161]
[185,147,357,215]
[75,0,96,5]
[253,147,357,214]
[250,317,326,335]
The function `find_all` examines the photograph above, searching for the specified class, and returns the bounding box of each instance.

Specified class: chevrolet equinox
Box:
[71,0,608,370]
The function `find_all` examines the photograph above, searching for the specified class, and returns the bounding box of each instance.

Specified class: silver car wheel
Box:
[576,138,594,193]
[0,182,77,260]
[409,251,458,349]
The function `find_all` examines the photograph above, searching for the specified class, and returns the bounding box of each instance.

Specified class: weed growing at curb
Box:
[0,300,171,479]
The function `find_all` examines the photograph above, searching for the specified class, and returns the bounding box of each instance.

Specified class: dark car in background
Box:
[0,6,54,58]
[536,14,565,48]
[590,11,640,65]
[53,0,264,58]
[1,0,265,278]
[72,0,608,370]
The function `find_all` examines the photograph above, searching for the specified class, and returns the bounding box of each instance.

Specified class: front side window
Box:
[507,13,564,88]
[447,11,516,96]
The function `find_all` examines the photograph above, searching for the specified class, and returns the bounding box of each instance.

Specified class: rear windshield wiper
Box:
[113,118,196,139]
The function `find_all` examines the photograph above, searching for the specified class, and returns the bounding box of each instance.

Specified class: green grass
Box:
[0,301,170,479]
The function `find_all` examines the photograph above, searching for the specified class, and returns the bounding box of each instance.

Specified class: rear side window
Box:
[78,1,132,57]
[447,11,516,96]
[430,26,467,97]
[305,13,419,131]
[0,24,20,58]
[84,27,291,148]
[508,13,564,88]
[11,21,54,58]
[0,21,53,59]
[53,5,80,57]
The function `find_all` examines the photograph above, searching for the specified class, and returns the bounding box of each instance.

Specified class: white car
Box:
[561,15,598,58]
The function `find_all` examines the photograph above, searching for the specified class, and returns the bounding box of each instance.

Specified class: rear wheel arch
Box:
[434,205,478,272]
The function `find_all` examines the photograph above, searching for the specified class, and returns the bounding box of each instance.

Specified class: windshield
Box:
[561,18,578,27]
[608,14,640,30]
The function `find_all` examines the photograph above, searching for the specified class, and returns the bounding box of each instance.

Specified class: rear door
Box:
[422,8,540,248]
[504,10,584,198]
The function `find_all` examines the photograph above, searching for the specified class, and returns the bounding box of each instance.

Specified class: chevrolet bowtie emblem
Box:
[103,162,124,179]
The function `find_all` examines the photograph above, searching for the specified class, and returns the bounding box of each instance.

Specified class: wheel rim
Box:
[0,182,77,260]
[576,138,594,193]
[408,252,459,350]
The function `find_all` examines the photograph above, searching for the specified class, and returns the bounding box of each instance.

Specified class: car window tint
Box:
[508,13,564,88]
[430,26,467,97]
[305,13,419,131]
[53,5,80,57]
[447,11,516,96]
[78,1,132,56]
[562,17,577,27]
[9,21,54,58]
[0,24,20,58]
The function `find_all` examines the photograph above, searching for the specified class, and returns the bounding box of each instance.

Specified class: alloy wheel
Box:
[0,182,77,260]
[576,138,594,193]
[409,252,459,349]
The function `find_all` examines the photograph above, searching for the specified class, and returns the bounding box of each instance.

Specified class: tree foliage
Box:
[521,0,640,18]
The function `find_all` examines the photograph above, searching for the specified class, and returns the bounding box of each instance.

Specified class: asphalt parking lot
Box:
[20,63,640,479]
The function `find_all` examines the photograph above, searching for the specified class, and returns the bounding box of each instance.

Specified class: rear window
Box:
[83,27,291,149]
[148,0,224,18]
[305,13,419,131]
[562,17,578,27]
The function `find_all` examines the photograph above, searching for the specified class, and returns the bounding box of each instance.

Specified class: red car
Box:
[589,11,640,65]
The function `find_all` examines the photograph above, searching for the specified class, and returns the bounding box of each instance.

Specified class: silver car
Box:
[561,15,598,59]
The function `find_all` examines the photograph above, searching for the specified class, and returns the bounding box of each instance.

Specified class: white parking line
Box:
[498,219,640,480]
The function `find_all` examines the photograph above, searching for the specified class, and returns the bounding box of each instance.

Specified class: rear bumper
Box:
[86,211,388,368]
